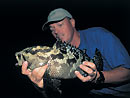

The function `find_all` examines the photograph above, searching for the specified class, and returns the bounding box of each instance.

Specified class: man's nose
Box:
[53,28,60,35]
[54,27,59,33]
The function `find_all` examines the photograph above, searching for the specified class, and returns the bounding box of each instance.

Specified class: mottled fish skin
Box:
[15,39,103,79]
[15,39,103,93]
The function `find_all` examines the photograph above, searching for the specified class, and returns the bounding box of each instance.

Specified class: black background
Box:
[0,0,130,98]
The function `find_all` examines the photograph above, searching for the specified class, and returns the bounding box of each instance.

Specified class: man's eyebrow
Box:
[49,25,53,28]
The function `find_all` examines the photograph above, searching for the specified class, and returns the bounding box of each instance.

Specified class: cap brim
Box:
[42,18,66,31]
[42,21,49,31]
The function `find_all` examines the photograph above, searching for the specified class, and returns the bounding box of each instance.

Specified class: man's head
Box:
[42,8,72,28]
[42,8,76,44]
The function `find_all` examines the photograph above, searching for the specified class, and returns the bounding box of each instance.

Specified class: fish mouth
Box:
[15,53,26,66]
[16,53,25,61]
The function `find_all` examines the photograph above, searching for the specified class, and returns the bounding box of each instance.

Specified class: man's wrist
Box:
[37,79,44,88]
[95,71,105,84]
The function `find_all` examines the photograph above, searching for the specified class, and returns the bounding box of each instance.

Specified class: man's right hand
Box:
[22,61,48,88]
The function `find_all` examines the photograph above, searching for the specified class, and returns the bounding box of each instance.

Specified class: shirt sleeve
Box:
[101,31,130,68]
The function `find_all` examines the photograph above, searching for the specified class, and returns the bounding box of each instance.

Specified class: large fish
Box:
[15,39,103,93]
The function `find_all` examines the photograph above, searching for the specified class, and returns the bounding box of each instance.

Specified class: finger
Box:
[83,61,96,71]
[83,75,93,82]
[22,61,31,75]
[75,71,85,81]
[30,64,48,81]
[80,64,93,75]
[75,71,92,82]
[38,64,48,76]
[33,64,48,78]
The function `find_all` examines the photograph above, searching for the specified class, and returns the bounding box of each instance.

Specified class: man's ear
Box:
[70,18,75,27]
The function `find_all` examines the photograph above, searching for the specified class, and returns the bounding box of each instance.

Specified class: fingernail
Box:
[83,61,85,64]
[75,71,79,74]
[83,61,87,64]
[24,61,28,64]
[79,64,82,68]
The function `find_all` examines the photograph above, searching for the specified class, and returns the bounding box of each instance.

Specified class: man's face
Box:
[49,18,75,43]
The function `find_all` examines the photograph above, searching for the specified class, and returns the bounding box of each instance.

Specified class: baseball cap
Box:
[42,8,72,31]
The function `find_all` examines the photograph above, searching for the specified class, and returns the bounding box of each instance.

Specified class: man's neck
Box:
[70,30,80,48]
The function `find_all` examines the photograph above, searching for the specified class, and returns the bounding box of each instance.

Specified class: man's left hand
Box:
[75,61,98,82]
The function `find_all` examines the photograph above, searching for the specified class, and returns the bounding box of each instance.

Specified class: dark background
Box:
[0,0,130,98]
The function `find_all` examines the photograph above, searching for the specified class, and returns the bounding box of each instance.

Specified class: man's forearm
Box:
[102,67,130,84]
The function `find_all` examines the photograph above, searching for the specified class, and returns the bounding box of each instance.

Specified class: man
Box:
[22,8,130,98]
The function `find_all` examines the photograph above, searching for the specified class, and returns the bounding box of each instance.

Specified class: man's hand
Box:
[22,61,48,88]
[75,61,99,82]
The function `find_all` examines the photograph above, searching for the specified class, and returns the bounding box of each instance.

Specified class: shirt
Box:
[79,27,130,98]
